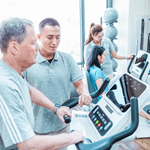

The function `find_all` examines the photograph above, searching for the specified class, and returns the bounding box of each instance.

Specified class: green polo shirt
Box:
[23,50,83,133]
[0,59,35,150]
[84,37,114,75]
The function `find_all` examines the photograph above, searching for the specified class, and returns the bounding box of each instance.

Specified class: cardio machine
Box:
[64,73,150,150]
[75,97,138,150]
[127,50,150,83]
[127,50,150,138]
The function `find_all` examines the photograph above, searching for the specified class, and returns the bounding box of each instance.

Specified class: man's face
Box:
[39,25,61,55]
[18,26,39,69]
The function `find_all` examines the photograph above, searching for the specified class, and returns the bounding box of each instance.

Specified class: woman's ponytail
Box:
[84,23,95,45]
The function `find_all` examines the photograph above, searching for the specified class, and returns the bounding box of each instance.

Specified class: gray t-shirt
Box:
[84,37,114,75]
[0,59,35,150]
[23,50,83,133]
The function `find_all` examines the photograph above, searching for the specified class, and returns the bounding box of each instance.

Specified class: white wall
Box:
[128,0,150,54]
[113,0,150,74]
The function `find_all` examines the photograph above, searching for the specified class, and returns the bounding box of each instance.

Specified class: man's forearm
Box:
[30,86,55,112]
[75,81,92,107]
[75,81,89,96]
[17,130,84,150]
[17,134,74,150]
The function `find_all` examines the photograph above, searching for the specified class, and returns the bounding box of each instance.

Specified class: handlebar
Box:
[75,97,139,150]
[62,78,110,123]
[127,54,136,74]
[139,61,149,80]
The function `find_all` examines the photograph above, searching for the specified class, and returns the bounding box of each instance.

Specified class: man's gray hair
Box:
[0,17,33,53]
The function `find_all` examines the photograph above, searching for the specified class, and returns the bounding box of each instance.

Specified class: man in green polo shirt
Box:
[23,18,92,150]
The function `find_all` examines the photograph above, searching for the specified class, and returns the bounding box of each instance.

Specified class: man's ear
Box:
[37,34,41,40]
[8,41,19,55]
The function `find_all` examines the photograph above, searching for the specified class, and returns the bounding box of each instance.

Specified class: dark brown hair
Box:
[38,18,60,34]
[84,23,103,45]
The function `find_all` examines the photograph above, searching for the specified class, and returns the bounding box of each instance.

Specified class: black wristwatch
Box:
[53,104,61,115]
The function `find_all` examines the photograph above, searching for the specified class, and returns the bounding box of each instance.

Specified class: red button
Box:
[98,123,101,127]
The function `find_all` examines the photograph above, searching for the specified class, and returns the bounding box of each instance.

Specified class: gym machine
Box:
[64,73,150,149]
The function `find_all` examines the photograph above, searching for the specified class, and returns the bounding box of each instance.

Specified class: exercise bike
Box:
[62,73,150,150]
[127,50,150,138]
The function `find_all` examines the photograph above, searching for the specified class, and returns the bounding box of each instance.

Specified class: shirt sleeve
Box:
[108,38,114,52]
[92,68,109,93]
[68,54,84,83]
[94,68,104,81]
[0,82,35,148]
[84,44,91,59]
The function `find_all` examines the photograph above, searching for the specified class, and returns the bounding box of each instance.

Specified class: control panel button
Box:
[89,105,113,136]
[96,120,99,124]
[98,123,101,127]
[100,126,103,130]
[104,122,111,130]
[92,115,95,119]
[94,118,97,121]
[104,121,107,125]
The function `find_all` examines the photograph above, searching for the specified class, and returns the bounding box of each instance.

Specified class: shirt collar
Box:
[0,58,24,79]
[91,40,95,46]
[37,50,59,64]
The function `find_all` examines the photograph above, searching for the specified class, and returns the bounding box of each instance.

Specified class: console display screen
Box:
[106,74,146,112]
[135,52,148,69]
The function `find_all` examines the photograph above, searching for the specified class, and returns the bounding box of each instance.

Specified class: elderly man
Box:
[0,17,85,150]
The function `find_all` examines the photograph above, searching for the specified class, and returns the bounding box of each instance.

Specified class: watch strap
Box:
[53,104,61,115]
[54,106,58,114]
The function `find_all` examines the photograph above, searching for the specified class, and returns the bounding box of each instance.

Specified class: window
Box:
[84,0,106,40]
[0,0,81,61]
[0,0,106,62]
